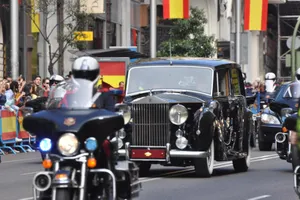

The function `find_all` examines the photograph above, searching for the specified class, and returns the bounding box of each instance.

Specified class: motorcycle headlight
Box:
[261,113,280,124]
[115,104,131,125]
[57,133,79,156]
[85,137,98,152]
[39,138,52,152]
[169,104,188,125]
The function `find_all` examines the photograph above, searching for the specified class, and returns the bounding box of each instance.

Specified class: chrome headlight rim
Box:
[57,133,80,156]
[261,113,280,124]
[116,104,131,125]
[169,104,188,125]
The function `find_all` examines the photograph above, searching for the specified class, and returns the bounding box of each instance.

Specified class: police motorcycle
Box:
[289,111,300,198]
[22,78,141,200]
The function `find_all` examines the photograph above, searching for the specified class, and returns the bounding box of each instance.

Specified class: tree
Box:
[25,0,94,75]
[157,7,216,58]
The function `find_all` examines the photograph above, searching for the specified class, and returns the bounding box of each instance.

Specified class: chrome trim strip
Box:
[169,150,208,158]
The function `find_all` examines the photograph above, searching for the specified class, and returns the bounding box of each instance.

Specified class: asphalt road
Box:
[0,148,298,200]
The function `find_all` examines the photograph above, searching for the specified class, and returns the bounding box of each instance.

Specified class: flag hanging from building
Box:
[244,0,268,31]
[163,0,189,19]
[31,0,40,33]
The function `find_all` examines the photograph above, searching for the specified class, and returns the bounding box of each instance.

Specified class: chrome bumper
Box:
[118,142,208,162]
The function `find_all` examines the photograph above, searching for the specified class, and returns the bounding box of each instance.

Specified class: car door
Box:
[213,67,232,119]
[229,66,247,149]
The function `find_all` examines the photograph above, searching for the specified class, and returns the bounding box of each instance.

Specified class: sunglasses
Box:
[50,80,61,85]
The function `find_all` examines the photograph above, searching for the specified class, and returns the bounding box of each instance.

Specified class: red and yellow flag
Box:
[163,0,189,19]
[244,0,268,31]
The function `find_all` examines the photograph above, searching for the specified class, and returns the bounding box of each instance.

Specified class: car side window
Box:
[230,68,241,95]
[214,69,230,97]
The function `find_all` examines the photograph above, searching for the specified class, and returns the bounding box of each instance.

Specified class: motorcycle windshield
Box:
[47,78,99,109]
[283,82,300,99]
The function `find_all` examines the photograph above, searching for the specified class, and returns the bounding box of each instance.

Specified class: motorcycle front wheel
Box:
[292,144,300,170]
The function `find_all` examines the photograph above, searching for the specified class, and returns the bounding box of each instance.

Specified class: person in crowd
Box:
[18,75,26,94]
[5,81,19,113]
[33,75,44,97]
[4,82,14,102]
[0,83,6,107]
[117,81,125,103]
[16,83,34,107]
[42,78,50,97]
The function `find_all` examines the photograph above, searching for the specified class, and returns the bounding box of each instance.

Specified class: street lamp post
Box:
[10,0,19,80]
[291,16,300,81]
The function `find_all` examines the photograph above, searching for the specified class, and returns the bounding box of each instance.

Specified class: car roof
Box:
[129,57,237,69]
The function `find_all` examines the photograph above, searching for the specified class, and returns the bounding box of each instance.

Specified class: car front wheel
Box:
[233,142,251,172]
[194,140,214,177]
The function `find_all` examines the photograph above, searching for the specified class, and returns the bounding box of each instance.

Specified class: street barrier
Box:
[0,109,35,155]
[16,111,35,152]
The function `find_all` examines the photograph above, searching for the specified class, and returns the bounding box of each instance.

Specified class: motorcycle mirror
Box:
[20,107,34,117]
[267,98,274,103]
[281,107,293,116]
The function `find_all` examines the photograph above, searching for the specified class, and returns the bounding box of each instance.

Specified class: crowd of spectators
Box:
[0,73,125,114]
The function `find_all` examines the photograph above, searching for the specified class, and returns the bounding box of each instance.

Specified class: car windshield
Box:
[126,66,213,95]
[47,78,99,109]
[282,82,300,99]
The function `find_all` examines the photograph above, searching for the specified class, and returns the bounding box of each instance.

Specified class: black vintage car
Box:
[259,82,300,151]
[115,58,254,177]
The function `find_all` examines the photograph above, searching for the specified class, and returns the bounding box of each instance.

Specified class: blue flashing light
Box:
[39,138,52,152]
[85,137,98,152]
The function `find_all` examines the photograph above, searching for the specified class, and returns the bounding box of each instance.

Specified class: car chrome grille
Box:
[131,104,170,146]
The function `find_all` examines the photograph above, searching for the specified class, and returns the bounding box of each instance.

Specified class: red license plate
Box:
[131,148,166,159]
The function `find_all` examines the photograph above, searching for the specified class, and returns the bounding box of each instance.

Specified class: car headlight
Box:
[111,137,123,149]
[169,104,188,125]
[115,104,131,125]
[261,113,280,124]
[117,128,126,139]
[57,133,79,156]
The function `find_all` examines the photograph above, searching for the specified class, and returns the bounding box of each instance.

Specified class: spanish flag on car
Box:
[244,0,268,31]
[163,0,189,19]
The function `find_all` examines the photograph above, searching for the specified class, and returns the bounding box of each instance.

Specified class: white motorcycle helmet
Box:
[296,68,300,81]
[49,74,64,87]
[265,72,276,80]
[72,56,100,82]
[265,72,276,93]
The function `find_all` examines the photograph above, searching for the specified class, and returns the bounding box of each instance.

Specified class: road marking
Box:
[139,155,278,184]
[20,155,278,176]
[248,195,271,200]
[20,154,278,176]
[18,154,279,200]
[2,158,39,164]
[18,197,35,200]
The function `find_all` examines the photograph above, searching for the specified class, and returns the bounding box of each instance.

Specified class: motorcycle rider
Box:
[265,72,277,93]
[42,57,119,199]
[62,56,115,111]
[296,68,300,81]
